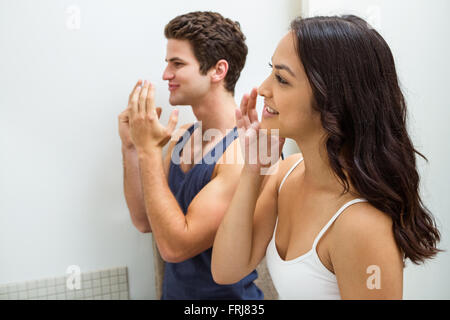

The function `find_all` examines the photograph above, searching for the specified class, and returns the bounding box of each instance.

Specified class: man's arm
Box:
[122,123,193,233]
[138,146,244,263]
[122,145,151,233]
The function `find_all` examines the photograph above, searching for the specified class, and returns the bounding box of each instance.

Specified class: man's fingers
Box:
[146,82,156,116]
[138,80,150,114]
[128,79,143,103]
[156,107,162,119]
[166,109,179,135]
[130,82,142,116]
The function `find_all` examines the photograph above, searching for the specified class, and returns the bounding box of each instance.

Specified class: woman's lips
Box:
[262,105,279,118]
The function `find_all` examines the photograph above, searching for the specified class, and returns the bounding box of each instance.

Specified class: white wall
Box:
[304,0,450,299]
[0,0,300,299]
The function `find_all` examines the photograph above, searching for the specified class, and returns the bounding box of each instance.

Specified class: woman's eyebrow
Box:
[274,63,296,78]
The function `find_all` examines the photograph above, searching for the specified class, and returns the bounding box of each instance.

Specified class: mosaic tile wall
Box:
[0,266,129,300]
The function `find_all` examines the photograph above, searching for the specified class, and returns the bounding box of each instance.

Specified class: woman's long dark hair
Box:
[290,15,441,264]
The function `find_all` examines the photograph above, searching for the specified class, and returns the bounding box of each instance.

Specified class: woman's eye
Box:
[269,62,288,85]
[275,74,288,85]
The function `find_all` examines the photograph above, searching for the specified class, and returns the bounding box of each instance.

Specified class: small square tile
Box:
[27,281,38,290]
[28,289,38,299]
[92,279,100,288]
[118,268,126,276]
[7,283,18,293]
[38,288,47,297]
[66,291,75,300]
[110,276,119,285]
[101,285,111,294]
[119,292,128,300]
[93,287,101,296]
[84,288,93,297]
[119,283,127,291]
[56,284,65,294]
[37,280,47,289]
[111,292,120,300]
[100,270,110,278]
[46,278,56,287]
[110,269,118,276]
[102,294,111,300]
[101,278,109,286]
[91,272,100,280]
[118,275,126,284]
[18,283,27,292]
[83,273,92,280]
[111,284,119,293]
[18,291,28,299]
[56,277,65,286]
[9,292,19,299]
[48,294,58,300]
[82,280,92,289]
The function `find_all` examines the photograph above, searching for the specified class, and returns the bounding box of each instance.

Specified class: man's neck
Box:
[190,90,237,136]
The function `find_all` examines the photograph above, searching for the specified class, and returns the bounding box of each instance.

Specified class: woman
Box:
[211,15,441,299]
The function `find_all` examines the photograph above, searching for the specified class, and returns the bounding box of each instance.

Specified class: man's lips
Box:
[169,84,179,91]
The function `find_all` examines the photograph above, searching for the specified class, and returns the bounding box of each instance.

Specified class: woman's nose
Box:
[258,76,272,98]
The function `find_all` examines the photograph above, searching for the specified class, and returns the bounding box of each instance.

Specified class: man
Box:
[118,11,263,299]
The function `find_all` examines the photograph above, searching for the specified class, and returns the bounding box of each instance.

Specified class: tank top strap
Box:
[174,122,198,156]
[278,157,304,194]
[312,198,368,249]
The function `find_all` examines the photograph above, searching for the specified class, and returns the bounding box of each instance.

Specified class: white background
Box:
[0,0,448,299]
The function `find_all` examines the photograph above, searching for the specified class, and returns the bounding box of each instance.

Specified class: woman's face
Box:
[259,31,322,141]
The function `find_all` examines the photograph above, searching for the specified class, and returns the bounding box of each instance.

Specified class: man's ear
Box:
[210,59,229,83]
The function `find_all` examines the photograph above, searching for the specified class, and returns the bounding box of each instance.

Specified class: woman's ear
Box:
[211,59,229,83]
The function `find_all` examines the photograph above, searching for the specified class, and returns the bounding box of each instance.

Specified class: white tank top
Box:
[265,157,367,299]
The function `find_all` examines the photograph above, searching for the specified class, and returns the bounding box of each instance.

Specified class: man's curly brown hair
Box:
[164,11,248,95]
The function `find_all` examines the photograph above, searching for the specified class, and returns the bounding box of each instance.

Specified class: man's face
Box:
[163,39,211,106]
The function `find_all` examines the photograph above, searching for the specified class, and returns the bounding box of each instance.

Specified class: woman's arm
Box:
[211,88,283,284]
[211,165,279,284]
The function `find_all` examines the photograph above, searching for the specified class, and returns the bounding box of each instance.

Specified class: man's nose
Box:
[162,67,174,81]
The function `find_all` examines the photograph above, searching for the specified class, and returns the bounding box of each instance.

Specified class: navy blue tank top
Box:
[162,122,263,300]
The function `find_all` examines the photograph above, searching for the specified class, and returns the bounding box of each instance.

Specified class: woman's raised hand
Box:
[236,88,285,175]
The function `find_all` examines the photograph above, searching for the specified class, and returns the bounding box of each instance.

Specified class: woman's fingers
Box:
[240,93,249,117]
[247,88,258,123]
[235,108,245,130]
[239,94,251,129]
